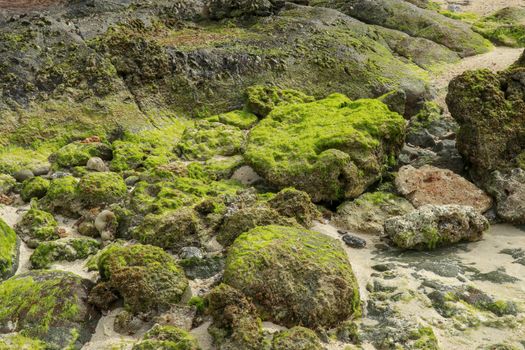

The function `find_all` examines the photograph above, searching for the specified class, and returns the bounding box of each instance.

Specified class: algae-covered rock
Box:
[271,326,323,350]
[245,94,406,202]
[133,208,204,252]
[485,169,525,224]
[334,191,414,235]
[50,142,112,169]
[0,218,18,281]
[207,283,263,350]
[20,176,50,202]
[0,174,15,195]
[132,325,201,350]
[245,85,315,118]
[15,207,59,243]
[224,225,360,328]
[207,0,280,20]
[177,121,245,161]
[30,237,100,269]
[40,176,80,216]
[384,205,489,250]
[0,334,46,349]
[268,188,321,227]
[95,244,188,314]
[474,7,525,48]
[206,110,258,130]
[0,270,100,349]
[77,172,127,208]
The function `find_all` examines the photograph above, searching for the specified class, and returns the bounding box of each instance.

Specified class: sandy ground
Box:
[435,0,525,16]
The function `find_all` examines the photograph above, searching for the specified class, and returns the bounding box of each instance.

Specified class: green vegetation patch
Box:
[0,218,18,280]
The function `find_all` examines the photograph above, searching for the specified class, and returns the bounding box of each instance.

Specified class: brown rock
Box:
[395,165,492,213]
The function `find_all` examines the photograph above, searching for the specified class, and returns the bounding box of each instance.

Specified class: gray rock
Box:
[124,175,140,187]
[179,246,204,260]
[406,129,436,149]
[342,234,367,249]
[13,169,34,182]
[86,157,108,172]
[384,205,489,250]
[95,210,117,241]
[32,165,51,176]
[485,169,525,224]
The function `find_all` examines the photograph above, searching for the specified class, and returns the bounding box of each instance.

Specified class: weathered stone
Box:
[485,169,525,224]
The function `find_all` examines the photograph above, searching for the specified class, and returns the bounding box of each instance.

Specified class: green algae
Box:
[77,172,127,208]
[21,177,50,202]
[0,218,18,280]
[205,110,258,129]
[132,325,200,350]
[30,238,101,269]
[16,207,59,242]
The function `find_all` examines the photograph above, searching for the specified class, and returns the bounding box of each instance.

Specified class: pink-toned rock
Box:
[395,165,493,213]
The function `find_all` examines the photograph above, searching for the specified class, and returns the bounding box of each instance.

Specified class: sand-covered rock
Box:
[385,205,489,250]
[395,165,493,213]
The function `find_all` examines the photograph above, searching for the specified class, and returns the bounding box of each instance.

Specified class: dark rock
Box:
[13,169,34,182]
[342,234,367,249]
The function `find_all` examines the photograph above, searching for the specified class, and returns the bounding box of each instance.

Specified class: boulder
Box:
[49,142,113,168]
[223,225,360,328]
[20,176,50,202]
[132,325,200,350]
[271,327,323,350]
[268,187,320,227]
[0,270,100,349]
[30,237,100,269]
[395,165,493,213]
[474,7,525,48]
[0,218,18,281]
[77,172,127,208]
[384,205,489,250]
[207,0,281,20]
[245,85,315,118]
[334,191,414,235]
[86,157,108,172]
[0,174,15,195]
[15,207,59,244]
[245,94,406,202]
[484,169,525,224]
[40,176,80,217]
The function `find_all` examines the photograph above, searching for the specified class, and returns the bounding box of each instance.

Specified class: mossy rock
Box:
[30,237,101,269]
[0,270,100,349]
[0,218,19,281]
[206,110,259,130]
[245,85,315,118]
[268,188,320,227]
[77,172,127,208]
[15,207,59,243]
[0,334,46,349]
[40,176,80,216]
[20,177,50,202]
[95,244,188,314]
[474,7,525,48]
[271,326,323,350]
[176,121,245,161]
[207,283,263,350]
[224,225,360,328]
[133,207,204,252]
[0,174,16,195]
[49,142,113,169]
[132,325,201,350]
[245,94,406,202]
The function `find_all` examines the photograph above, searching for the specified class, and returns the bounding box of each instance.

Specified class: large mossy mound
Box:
[245,94,405,202]
[0,270,99,349]
[0,218,18,281]
[224,225,360,328]
[15,207,59,244]
[77,172,127,208]
[95,244,188,314]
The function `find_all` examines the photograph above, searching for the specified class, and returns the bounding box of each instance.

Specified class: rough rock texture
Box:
[0,218,18,281]
[0,270,99,349]
[132,325,201,350]
[271,326,323,350]
[268,187,320,227]
[20,176,50,202]
[94,244,188,314]
[15,207,59,244]
[30,237,100,269]
[474,7,525,48]
[334,191,414,235]
[485,169,525,224]
[245,94,405,202]
[223,225,360,328]
[385,205,490,250]
[207,0,282,20]
[395,165,493,213]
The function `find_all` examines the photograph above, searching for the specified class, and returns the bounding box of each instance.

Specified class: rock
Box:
[133,325,201,350]
[406,128,436,149]
[113,309,144,335]
[268,187,320,227]
[271,327,323,350]
[474,7,525,48]
[206,110,259,130]
[334,191,414,235]
[0,174,15,195]
[179,246,204,260]
[223,225,360,328]
[20,176,50,202]
[125,175,140,187]
[484,169,525,224]
[230,165,263,186]
[40,176,80,216]
[245,85,315,118]
[245,94,406,202]
[342,234,367,249]
[32,165,51,176]
[77,172,127,208]
[0,270,100,349]
[207,0,281,20]
[0,218,19,281]
[15,207,59,244]
[93,244,188,314]
[49,142,113,168]
[384,205,489,250]
[179,256,225,280]
[86,157,108,172]
[30,237,100,269]
[94,210,117,241]
[207,284,263,350]
[154,305,197,331]
[13,169,34,182]
[395,165,493,213]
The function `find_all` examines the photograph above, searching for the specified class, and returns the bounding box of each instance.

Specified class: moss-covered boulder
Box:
[384,205,489,250]
[132,325,200,350]
[207,284,263,350]
[30,237,100,269]
[49,141,113,169]
[268,188,320,227]
[20,177,50,202]
[0,270,100,349]
[0,334,46,349]
[207,0,281,20]
[176,121,245,161]
[0,174,15,195]
[474,7,525,48]
[245,85,315,118]
[94,244,188,314]
[15,207,59,244]
[271,327,323,350]
[40,176,80,216]
[0,218,18,281]
[245,94,406,202]
[133,208,204,252]
[206,110,258,130]
[224,225,360,328]
[77,172,127,208]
